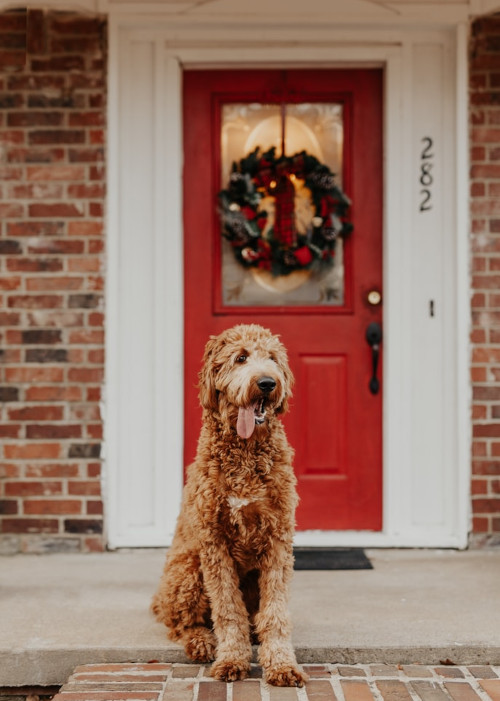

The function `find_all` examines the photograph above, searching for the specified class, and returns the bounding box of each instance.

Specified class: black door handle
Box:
[365,322,382,395]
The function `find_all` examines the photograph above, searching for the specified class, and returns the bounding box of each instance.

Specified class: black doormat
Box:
[293,547,373,570]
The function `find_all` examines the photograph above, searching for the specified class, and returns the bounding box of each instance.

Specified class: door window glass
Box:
[220,102,345,308]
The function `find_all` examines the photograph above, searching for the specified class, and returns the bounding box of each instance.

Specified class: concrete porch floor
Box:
[1,548,500,688]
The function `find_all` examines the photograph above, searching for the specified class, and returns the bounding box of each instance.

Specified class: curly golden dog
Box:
[151,324,306,687]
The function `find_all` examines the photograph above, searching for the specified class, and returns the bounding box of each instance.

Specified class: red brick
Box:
[472,127,500,143]
[52,693,158,700]
[472,459,500,475]
[50,16,104,34]
[0,276,21,290]
[233,681,264,701]
[4,443,61,459]
[73,664,171,674]
[26,464,80,478]
[87,348,106,365]
[5,481,63,497]
[89,165,105,180]
[471,478,488,495]
[26,424,82,439]
[0,14,27,31]
[68,184,105,199]
[26,311,84,327]
[1,517,59,534]
[51,37,102,54]
[24,499,82,515]
[472,497,500,512]
[304,681,337,701]
[25,386,82,402]
[443,684,482,701]
[0,204,24,219]
[8,183,64,200]
[0,312,20,325]
[27,9,46,54]
[8,112,63,127]
[68,221,103,236]
[473,424,500,437]
[27,165,86,181]
[7,257,64,273]
[198,681,230,701]
[5,366,64,382]
[87,500,103,515]
[68,258,102,273]
[89,312,104,326]
[7,221,65,237]
[28,203,84,218]
[376,681,413,701]
[473,386,500,401]
[471,164,500,178]
[472,516,490,532]
[68,368,103,383]
[68,481,100,496]
[29,129,85,144]
[8,406,64,421]
[0,499,19,515]
[89,240,104,255]
[26,276,83,291]
[69,112,105,127]
[0,130,25,145]
[69,148,104,163]
[89,129,104,145]
[341,681,374,701]
[0,165,22,179]
[478,681,500,701]
[69,330,104,344]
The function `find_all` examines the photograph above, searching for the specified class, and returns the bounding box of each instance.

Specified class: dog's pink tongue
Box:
[237,405,256,439]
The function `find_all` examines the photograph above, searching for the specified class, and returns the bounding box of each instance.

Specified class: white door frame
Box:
[106,17,470,549]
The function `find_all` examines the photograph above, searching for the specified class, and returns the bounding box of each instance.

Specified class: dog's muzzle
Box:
[236,376,277,439]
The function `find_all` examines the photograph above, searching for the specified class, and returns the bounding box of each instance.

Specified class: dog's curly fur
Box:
[151,324,306,687]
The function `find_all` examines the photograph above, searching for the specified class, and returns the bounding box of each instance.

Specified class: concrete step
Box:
[1,549,500,687]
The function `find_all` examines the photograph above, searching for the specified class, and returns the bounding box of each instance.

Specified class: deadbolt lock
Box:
[367,290,382,306]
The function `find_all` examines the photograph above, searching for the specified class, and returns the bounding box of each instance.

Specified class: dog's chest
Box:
[224,487,270,535]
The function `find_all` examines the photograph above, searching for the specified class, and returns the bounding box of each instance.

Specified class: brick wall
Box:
[469,15,500,546]
[0,9,106,553]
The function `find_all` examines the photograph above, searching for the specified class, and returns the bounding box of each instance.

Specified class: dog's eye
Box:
[236,354,247,364]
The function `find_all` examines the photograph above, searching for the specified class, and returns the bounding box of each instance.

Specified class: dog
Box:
[151,324,306,687]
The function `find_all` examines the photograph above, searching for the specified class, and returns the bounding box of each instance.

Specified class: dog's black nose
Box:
[257,376,276,393]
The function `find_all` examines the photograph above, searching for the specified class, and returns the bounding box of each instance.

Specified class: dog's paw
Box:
[211,659,250,682]
[265,665,308,687]
[185,629,216,663]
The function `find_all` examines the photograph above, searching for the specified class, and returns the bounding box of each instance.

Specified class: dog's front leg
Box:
[199,546,252,682]
[255,544,307,687]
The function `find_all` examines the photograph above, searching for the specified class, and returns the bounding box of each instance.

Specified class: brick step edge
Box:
[45,662,500,701]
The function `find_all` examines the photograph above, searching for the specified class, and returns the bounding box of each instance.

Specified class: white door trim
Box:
[106,19,470,549]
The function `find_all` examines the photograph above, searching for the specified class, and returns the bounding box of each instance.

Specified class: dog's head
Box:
[198,324,294,439]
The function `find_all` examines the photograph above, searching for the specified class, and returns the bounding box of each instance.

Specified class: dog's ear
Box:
[276,348,294,415]
[198,335,220,410]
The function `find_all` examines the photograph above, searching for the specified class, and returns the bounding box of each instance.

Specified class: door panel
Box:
[183,69,383,531]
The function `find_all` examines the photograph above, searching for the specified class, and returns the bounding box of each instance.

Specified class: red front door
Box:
[183,69,383,531]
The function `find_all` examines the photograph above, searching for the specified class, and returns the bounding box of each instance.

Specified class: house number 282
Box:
[419,137,434,212]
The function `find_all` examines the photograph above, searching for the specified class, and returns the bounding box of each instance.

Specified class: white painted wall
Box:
[106,17,470,548]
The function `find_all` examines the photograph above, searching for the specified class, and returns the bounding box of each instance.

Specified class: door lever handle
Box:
[365,322,382,395]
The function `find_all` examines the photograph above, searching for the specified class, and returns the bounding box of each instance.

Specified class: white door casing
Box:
[106,17,470,548]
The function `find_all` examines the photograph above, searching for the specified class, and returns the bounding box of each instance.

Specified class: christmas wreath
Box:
[219,146,352,277]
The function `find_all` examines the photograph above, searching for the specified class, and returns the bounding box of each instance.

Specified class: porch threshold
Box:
[1,548,499,687]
